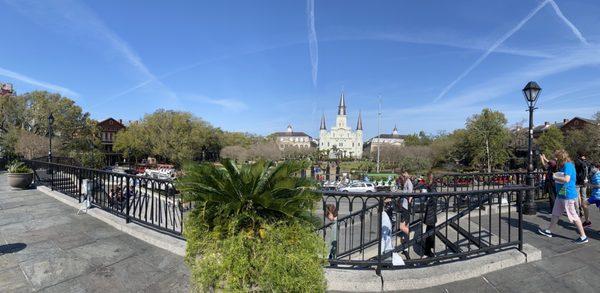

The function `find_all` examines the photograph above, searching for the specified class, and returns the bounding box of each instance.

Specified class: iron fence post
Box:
[78,167,82,203]
[50,163,54,191]
[517,189,524,251]
[126,177,131,223]
[376,195,384,276]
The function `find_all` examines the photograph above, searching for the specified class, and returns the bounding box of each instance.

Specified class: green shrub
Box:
[7,161,32,174]
[186,221,326,292]
[179,159,326,292]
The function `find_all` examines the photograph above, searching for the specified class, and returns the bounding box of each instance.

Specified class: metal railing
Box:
[318,185,536,271]
[24,159,189,238]
[317,171,549,201]
[21,157,543,269]
[434,171,547,200]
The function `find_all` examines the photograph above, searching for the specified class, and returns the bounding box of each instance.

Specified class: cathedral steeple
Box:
[320,113,327,130]
[392,125,398,135]
[356,111,363,130]
[337,91,346,115]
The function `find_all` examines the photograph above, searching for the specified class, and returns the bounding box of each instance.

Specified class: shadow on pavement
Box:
[0,243,27,255]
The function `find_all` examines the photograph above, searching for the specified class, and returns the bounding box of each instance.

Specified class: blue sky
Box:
[2,0,600,139]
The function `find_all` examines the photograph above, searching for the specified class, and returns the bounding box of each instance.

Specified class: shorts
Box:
[552,199,581,223]
[588,197,600,208]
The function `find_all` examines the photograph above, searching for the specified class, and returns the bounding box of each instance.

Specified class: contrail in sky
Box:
[433,0,550,103]
[0,66,79,97]
[307,0,318,87]
[434,0,590,103]
[548,0,589,45]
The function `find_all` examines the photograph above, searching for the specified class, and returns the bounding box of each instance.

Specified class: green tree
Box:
[463,109,510,172]
[1,91,99,160]
[564,125,600,163]
[114,121,149,163]
[113,109,218,165]
[404,130,432,146]
[430,131,462,168]
[536,126,564,156]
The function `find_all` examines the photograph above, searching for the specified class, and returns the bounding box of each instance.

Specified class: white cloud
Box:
[0,66,79,97]
[346,31,555,59]
[434,0,591,103]
[433,0,551,103]
[548,0,589,45]
[187,95,247,112]
[5,0,176,101]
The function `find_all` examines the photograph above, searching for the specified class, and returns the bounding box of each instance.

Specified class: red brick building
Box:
[533,117,598,138]
[98,118,126,166]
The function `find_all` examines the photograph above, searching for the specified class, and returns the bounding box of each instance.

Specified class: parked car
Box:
[338,182,376,193]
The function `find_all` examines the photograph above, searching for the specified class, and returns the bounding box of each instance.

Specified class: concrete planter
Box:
[7,172,33,189]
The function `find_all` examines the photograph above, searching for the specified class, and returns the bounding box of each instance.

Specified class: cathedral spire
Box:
[356,111,363,130]
[320,113,327,130]
[338,91,346,115]
[392,125,398,135]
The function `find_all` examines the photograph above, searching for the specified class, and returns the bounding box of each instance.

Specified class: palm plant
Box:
[177,159,320,236]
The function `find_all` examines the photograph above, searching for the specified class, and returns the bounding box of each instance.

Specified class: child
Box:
[326,204,338,261]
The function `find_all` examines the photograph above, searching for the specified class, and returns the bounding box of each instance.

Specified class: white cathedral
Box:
[319,92,363,159]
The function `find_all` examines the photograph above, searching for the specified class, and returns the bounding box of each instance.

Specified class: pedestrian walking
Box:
[538,150,588,243]
[540,154,557,212]
[582,163,600,218]
[422,171,438,258]
[398,171,413,259]
[576,153,592,227]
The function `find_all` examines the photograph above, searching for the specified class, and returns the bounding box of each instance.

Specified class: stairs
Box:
[328,193,516,268]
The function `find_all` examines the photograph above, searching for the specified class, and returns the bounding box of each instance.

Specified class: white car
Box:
[338,182,377,193]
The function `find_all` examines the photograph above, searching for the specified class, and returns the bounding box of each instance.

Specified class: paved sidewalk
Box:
[0,174,189,292]
[410,201,600,293]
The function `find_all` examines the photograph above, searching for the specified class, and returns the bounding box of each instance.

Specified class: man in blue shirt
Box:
[538,150,588,244]
[585,164,600,208]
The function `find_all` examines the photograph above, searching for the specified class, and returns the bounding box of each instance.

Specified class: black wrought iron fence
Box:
[24,159,190,238]
[434,171,547,200]
[318,185,535,271]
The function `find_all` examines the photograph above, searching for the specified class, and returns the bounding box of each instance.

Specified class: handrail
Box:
[23,159,175,184]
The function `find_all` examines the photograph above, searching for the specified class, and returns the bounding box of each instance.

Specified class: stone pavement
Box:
[0,174,190,292]
[409,201,600,293]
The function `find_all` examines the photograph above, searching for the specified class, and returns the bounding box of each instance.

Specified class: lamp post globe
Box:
[522,81,541,215]
[523,81,541,107]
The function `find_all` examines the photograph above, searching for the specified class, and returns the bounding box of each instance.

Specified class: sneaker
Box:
[537,228,553,237]
[574,236,588,244]
[583,221,592,228]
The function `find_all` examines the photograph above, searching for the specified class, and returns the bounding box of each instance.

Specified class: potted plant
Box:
[7,161,34,189]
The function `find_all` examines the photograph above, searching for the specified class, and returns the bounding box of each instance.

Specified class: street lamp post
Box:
[522,81,541,215]
[48,113,54,163]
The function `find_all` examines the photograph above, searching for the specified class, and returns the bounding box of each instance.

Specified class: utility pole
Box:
[376,96,381,173]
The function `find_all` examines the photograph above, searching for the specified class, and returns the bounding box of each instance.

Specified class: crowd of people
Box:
[325,171,439,265]
[538,150,600,244]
